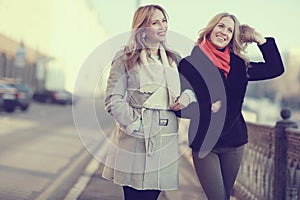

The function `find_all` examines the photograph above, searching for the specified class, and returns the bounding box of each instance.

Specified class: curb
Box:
[64,154,100,200]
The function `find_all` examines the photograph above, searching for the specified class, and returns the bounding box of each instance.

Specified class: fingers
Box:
[170,93,191,111]
[170,101,186,111]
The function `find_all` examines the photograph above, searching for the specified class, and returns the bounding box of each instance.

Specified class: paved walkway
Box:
[66,149,206,200]
[65,120,208,200]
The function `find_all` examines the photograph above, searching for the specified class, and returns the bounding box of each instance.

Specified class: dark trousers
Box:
[122,186,161,200]
[192,145,244,200]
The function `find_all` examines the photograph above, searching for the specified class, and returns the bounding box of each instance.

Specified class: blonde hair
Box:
[196,12,249,63]
[114,4,178,71]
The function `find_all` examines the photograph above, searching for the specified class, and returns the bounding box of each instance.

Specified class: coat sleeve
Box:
[175,58,211,119]
[104,57,141,134]
[247,37,285,81]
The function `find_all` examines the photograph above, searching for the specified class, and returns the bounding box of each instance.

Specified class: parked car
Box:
[0,81,18,112]
[8,82,32,111]
[0,78,33,112]
[33,89,74,105]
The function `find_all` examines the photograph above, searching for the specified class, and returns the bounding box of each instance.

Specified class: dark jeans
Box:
[122,186,161,200]
[192,145,244,200]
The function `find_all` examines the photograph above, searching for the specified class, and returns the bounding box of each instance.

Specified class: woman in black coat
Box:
[171,13,284,199]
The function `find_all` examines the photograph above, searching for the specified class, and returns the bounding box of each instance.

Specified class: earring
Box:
[142,33,146,40]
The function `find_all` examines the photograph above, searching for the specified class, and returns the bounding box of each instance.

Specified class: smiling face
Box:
[209,16,235,49]
[144,9,168,46]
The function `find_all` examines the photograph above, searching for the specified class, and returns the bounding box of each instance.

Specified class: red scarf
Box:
[199,40,230,78]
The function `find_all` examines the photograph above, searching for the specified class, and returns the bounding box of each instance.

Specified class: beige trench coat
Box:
[102,55,179,190]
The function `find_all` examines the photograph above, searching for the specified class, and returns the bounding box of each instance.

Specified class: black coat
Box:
[176,37,284,151]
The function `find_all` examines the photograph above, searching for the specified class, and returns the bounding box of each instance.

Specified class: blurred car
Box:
[33,89,74,105]
[0,81,18,112]
[8,82,32,111]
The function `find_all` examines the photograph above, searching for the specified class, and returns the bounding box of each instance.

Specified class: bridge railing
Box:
[233,108,299,200]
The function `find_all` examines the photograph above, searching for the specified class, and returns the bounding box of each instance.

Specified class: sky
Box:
[90,0,300,55]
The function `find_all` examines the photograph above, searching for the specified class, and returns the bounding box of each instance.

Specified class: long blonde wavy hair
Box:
[197,12,249,64]
[114,4,178,71]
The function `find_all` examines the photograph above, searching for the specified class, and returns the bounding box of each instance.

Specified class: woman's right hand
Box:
[211,100,221,113]
[253,30,266,45]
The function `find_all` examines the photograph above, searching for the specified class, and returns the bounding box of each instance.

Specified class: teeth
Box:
[217,36,225,41]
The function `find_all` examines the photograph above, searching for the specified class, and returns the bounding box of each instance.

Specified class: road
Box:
[0,98,112,200]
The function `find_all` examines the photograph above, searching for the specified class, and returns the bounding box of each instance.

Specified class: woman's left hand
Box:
[170,93,190,111]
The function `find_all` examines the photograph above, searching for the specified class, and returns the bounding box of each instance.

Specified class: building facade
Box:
[0,0,107,91]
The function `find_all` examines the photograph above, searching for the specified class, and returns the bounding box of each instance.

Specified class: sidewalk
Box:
[65,121,207,200]
[65,146,206,200]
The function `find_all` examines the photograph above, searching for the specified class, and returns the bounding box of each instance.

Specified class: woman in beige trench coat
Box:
[102,4,185,200]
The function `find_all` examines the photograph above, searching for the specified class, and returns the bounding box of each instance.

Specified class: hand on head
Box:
[240,24,266,45]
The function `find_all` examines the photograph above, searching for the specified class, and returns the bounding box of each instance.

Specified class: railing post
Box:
[274,108,298,200]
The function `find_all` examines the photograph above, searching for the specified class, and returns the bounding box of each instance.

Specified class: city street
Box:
[0,98,111,200]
